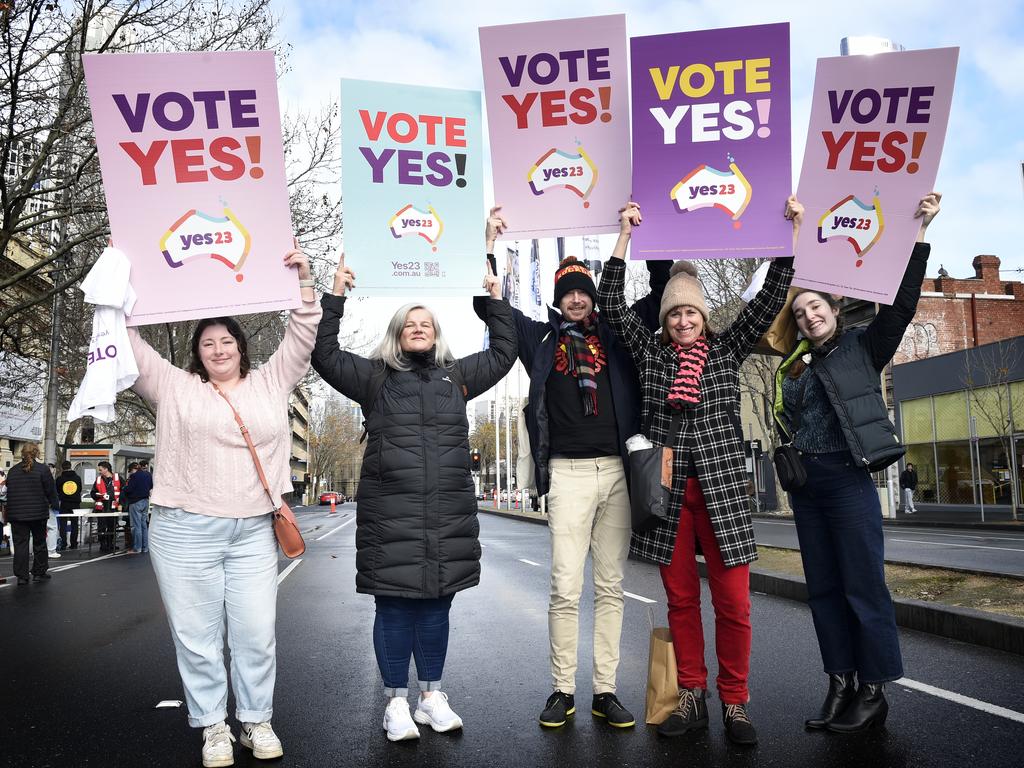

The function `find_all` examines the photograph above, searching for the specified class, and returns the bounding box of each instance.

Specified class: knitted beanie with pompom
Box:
[659,261,710,327]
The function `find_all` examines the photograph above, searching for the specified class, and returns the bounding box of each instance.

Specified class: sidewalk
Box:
[754,510,1024,532]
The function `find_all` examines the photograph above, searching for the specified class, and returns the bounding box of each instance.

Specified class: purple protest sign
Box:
[794,48,958,303]
[630,23,792,261]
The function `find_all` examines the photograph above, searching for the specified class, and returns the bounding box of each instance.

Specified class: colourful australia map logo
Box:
[670,157,753,229]
[527,146,598,207]
[816,194,884,267]
[159,206,251,282]
[389,204,444,251]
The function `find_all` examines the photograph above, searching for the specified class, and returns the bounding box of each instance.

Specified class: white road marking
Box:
[0,551,129,588]
[891,539,1024,554]
[896,677,1024,725]
[315,517,355,541]
[519,558,542,567]
[277,559,303,585]
[624,591,657,604]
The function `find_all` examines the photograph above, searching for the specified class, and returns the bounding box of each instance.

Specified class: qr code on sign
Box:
[425,262,440,277]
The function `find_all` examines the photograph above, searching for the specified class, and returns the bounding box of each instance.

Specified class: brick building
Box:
[894,255,1024,364]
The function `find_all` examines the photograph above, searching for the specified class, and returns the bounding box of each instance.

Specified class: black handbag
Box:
[629,411,682,533]
[774,372,808,492]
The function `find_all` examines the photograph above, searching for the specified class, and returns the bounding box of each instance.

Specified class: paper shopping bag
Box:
[645,626,678,725]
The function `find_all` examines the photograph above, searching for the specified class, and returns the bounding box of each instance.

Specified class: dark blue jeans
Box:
[790,452,903,683]
[373,594,455,696]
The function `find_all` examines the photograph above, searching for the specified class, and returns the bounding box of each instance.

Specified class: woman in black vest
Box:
[311,255,516,742]
[3,443,58,584]
[774,193,940,734]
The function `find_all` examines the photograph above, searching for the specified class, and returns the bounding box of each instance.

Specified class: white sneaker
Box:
[240,721,283,759]
[201,722,235,768]
[383,697,420,741]
[49,552,61,559]
[414,692,464,732]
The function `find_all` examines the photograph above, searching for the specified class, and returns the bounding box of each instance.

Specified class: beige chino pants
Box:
[546,456,631,695]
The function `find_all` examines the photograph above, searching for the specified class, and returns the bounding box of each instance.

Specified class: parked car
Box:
[319,491,340,505]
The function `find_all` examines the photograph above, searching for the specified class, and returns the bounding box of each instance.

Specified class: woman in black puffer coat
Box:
[311,255,516,741]
[3,443,58,584]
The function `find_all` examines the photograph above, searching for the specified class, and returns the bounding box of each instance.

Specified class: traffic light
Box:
[470,449,481,471]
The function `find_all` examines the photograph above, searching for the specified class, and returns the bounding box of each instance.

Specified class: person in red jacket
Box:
[90,461,122,553]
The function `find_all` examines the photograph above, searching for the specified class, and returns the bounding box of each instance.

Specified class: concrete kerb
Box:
[480,506,1024,657]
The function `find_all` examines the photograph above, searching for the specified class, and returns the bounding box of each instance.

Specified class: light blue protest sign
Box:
[341,79,484,296]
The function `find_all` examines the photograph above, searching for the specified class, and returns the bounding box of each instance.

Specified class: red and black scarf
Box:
[668,338,710,408]
[559,313,601,416]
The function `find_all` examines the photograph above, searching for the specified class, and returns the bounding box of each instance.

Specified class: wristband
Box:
[298,279,315,287]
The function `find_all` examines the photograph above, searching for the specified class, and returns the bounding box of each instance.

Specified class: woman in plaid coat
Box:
[597,198,802,745]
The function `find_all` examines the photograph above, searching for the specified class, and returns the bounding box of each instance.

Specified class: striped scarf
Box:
[668,338,709,408]
[559,314,600,416]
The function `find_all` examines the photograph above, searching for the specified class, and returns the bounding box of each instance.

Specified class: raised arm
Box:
[717,196,800,361]
[128,327,187,405]
[263,245,323,391]
[864,193,940,371]
[310,254,381,406]
[459,261,518,398]
[597,202,658,366]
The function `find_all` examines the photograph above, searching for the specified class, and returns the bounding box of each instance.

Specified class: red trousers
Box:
[659,477,751,704]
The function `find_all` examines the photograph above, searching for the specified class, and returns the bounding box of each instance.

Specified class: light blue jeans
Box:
[149,505,278,727]
[129,499,150,552]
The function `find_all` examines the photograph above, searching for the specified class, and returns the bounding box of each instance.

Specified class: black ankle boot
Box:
[805,672,857,729]
[825,682,888,733]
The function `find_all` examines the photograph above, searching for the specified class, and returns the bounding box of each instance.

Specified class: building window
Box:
[905,444,937,504]
[976,437,1014,505]
[933,392,969,441]
[900,397,934,443]
[935,441,973,504]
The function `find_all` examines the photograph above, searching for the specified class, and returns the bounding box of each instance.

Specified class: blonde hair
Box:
[20,443,40,472]
[371,304,455,371]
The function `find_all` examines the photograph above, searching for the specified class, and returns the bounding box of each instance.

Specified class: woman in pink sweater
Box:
[128,246,320,768]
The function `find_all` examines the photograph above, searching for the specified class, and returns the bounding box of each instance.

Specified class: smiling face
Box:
[792,292,840,346]
[400,308,437,354]
[665,305,705,348]
[558,289,594,323]
[198,324,242,383]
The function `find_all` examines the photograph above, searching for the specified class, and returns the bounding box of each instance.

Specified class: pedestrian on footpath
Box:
[598,198,801,746]
[899,463,918,515]
[477,205,671,732]
[312,253,516,743]
[55,461,84,550]
[2,444,58,585]
[127,244,320,768]
[90,461,122,553]
[774,193,941,734]
[121,459,153,553]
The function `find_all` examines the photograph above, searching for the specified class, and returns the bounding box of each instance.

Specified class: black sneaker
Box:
[32,573,52,581]
[539,691,575,728]
[657,688,709,737]
[591,693,635,728]
[17,578,29,585]
[722,703,758,745]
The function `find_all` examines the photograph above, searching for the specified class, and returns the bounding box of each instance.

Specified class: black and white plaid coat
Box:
[597,258,795,567]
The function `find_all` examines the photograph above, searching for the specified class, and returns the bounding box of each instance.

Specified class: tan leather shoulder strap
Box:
[212,383,274,501]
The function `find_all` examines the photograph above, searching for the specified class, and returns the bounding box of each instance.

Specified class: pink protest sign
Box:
[794,48,958,303]
[480,14,630,239]
[83,50,298,326]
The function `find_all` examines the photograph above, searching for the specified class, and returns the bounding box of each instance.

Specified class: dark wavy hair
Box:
[188,317,251,381]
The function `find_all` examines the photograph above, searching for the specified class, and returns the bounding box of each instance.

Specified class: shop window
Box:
[900,397,934,443]
[969,386,1010,439]
[976,438,1014,505]
[935,442,973,505]
[904,445,936,504]
[933,392,969,442]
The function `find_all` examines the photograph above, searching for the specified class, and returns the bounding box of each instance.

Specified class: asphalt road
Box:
[1,504,1022,768]
[753,518,1024,577]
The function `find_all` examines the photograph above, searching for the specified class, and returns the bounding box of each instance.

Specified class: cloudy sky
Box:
[270,0,1024,381]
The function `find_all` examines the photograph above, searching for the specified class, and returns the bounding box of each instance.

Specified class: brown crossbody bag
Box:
[213,384,305,558]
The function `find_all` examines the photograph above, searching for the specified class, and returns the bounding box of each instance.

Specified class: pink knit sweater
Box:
[128,299,322,518]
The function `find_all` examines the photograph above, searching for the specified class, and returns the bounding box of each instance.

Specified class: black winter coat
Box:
[777,242,931,471]
[473,260,670,496]
[4,461,58,522]
[311,294,517,598]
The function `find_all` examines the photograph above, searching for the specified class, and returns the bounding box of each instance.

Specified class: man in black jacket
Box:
[55,461,84,550]
[899,463,918,514]
[479,206,668,730]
